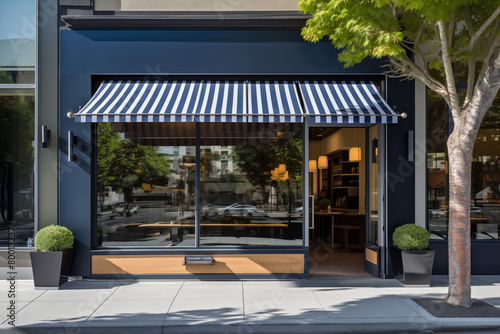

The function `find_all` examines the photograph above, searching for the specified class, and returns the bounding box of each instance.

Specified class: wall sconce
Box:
[42,125,51,148]
[349,147,361,161]
[309,160,317,173]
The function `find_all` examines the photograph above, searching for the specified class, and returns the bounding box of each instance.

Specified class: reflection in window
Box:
[97,122,304,247]
[200,123,303,246]
[0,95,35,246]
[427,90,500,240]
[0,0,36,84]
[97,123,195,246]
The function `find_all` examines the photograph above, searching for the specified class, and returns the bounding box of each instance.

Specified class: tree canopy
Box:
[97,123,170,202]
[231,137,303,189]
[300,0,500,307]
[300,0,500,113]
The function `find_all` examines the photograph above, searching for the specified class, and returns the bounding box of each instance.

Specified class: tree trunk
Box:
[446,129,473,307]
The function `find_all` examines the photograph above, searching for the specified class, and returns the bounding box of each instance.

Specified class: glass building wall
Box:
[427,90,500,240]
[0,0,36,247]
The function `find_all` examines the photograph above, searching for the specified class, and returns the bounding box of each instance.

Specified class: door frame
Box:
[304,122,388,278]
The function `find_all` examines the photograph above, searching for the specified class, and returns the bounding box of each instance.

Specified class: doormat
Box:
[413,298,500,318]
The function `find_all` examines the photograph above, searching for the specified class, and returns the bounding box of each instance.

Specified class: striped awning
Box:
[248,81,303,123]
[298,81,398,124]
[74,80,304,123]
[74,79,399,124]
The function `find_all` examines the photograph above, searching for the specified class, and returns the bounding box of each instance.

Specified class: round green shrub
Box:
[318,198,331,209]
[35,225,74,252]
[392,224,429,251]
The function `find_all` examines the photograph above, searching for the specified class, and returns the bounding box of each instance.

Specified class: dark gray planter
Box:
[401,249,435,286]
[30,248,73,289]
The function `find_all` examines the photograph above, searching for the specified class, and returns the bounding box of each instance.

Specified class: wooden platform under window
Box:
[92,254,304,275]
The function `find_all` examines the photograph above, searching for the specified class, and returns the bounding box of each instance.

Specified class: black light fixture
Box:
[41,125,51,148]
[68,131,75,162]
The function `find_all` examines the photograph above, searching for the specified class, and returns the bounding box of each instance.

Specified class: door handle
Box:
[309,195,315,230]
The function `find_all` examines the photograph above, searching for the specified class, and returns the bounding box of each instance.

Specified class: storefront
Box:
[5,0,500,282]
[57,9,420,278]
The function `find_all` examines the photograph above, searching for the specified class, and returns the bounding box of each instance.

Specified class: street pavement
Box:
[1,275,500,333]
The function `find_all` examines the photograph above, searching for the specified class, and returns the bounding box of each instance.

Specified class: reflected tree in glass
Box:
[0,95,34,226]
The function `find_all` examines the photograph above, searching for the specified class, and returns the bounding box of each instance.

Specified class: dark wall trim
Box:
[92,247,308,256]
[61,11,309,30]
[91,273,308,279]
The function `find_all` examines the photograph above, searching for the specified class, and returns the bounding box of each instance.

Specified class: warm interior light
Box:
[271,169,277,177]
[278,164,286,175]
[309,160,317,172]
[281,171,289,180]
[318,156,328,169]
[349,147,361,161]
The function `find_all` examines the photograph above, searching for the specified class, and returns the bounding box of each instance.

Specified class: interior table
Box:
[314,212,343,248]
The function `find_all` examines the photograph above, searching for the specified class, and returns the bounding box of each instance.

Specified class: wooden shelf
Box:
[329,150,359,210]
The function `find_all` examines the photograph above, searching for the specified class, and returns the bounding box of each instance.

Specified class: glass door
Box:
[365,125,383,277]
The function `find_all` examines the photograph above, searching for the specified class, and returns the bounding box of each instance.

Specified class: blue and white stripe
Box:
[298,81,398,124]
[247,81,304,123]
[75,79,397,124]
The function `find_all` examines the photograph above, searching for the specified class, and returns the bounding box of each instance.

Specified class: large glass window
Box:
[96,122,304,247]
[199,123,303,246]
[97,123,196,247]
[0,0,36,84]
[0,95,35,246]
[0,0,36,247]
[427,91,500,240]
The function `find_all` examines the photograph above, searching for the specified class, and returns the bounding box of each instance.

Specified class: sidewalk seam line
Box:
[242,281,246,320]
[309,286,330,318]
[84,283,121,321]
[164,280,185,320]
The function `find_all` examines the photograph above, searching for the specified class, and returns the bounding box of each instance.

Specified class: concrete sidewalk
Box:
[2,276,500,334]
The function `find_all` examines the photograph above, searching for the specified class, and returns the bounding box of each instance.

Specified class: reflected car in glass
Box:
[208,203,268,218]
[429,206,488,218]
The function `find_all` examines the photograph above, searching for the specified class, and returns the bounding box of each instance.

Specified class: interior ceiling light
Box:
[309,160,317,173]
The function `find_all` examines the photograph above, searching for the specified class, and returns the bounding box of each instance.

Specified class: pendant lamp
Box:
[318,131,328,169]
[309,160,317,173]
[318,155,328,169]
[349,129,361,161]
[349,147,361,161]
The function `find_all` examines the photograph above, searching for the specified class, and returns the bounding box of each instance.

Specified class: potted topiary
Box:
[318,198,331,213]
[30,225,74,289]
[392,223,434,286]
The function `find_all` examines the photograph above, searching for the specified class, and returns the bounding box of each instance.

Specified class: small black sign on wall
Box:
[183,256,215,265]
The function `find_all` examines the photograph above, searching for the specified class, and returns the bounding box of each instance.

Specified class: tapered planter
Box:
[401,249,435,286]
[30,248,73,289]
